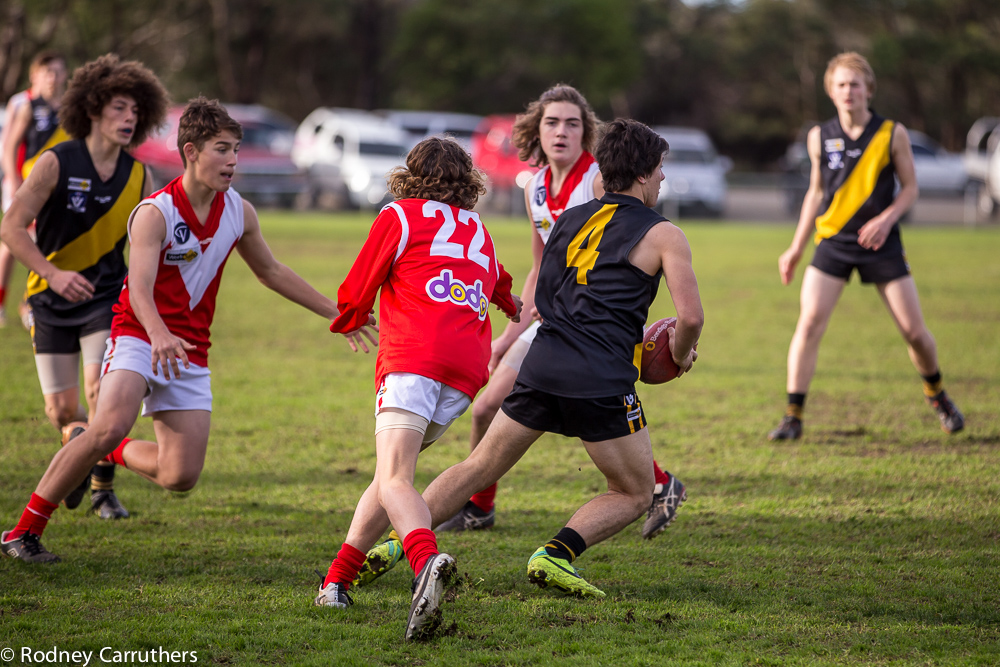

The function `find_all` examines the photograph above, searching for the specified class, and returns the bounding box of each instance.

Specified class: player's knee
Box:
[47,404,77,429]
[160,471,200,492]
[471,395,501,427]
[376,476,412,506]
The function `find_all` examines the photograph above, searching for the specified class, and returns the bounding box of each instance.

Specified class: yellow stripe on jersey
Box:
[567,204,615,285]
[27,160,144,297]
[814,119,894,243]
[20,126,71,179]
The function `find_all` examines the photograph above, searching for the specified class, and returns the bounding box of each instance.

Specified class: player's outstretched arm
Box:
[0,100,30,189]
[129,203,195,379]
[0,152,95,302]
[780,126,825,286]
[657,226,704,375]
[235,200,376,353]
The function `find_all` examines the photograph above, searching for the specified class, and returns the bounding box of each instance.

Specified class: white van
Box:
[292,108,408,209]
[653,126,732,218]
[380,110,484,153]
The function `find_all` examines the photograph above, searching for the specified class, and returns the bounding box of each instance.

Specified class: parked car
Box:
[380,110,483,153]
[132,103,306,208]
[653,126,731,218]
[292,108,407,210]
[470,114,536,214]
[964,116,1000,219]
[783,121,968,214]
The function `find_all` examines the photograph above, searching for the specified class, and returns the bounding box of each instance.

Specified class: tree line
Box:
[3,0,998,166]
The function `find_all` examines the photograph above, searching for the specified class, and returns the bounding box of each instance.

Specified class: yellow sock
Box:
[388,529,400,542]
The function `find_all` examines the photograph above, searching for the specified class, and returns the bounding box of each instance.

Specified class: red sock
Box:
[0,287,6,306]
[469,483,497,513]
[8,493,59,540]
[402,527,438,575]
[104,438,132,467]
[323,543,367,589]
[653,461,670,487]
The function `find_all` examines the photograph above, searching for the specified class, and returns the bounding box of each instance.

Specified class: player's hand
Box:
[530,306,541,322]
[48,269,95,303]
[508,295,523,323]
[667,326,698,377]
[149,331,194,380]
[487,336,511,374]
[857,217,890,251]
[778,248,801,286]
[342,312,379,353]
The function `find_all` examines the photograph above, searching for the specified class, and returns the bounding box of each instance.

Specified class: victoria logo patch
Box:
[174,224,192,245]
[534,185,547,207]
[67,191,87,213]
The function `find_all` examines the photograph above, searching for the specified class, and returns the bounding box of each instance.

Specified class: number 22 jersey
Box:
[331,199,518,400]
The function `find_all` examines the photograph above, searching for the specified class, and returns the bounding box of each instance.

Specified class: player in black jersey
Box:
[0,51,67,328]
[769,52,964,441]
[418,119,703,597]
[0,54,169,526]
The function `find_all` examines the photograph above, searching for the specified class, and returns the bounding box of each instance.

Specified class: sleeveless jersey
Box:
[111,176,245,367]
[814,113,898,245]
[27,139,145,326]
[518,192,664,398]
[21,96,70,178]
[331,198,518,400]
[526,151,599,244]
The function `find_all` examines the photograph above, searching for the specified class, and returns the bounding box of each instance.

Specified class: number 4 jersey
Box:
[332,198,518,400]
[519,193,664,399]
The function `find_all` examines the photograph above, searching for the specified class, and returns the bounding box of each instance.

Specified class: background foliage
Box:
[2,0,1000,164]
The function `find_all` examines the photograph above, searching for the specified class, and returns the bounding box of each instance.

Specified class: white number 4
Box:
[425,200,490,272]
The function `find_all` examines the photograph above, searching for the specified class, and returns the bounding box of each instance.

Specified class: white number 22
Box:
[425,200,490,272]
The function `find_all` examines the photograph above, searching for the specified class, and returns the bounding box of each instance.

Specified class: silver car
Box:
[653,126,732,218]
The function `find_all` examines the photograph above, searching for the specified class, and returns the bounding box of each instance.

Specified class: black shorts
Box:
[500,380,647,442]
[810,237,910,284]
[31,307,113,355]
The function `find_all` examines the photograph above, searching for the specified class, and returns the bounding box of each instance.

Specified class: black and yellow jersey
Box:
[815,112,898,245]
[20,96,71,179]
[517,192,663,399]
[27,139,146,326]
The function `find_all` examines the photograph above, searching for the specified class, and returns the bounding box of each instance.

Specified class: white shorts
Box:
[375,372,471,430]
[102,335,212,416]
[501,320,541,372]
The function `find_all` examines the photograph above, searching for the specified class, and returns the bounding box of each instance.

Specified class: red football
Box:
[640,317,680,384]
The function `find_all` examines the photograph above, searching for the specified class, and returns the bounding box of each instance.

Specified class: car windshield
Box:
[360,142,406,157]
[666,148,716,164]
[241,122,295,154]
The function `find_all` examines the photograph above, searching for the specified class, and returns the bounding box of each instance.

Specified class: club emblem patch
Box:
[67,191,87,213]
[174,224,192,245]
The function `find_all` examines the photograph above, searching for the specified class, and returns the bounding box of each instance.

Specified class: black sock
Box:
[787,393,806,419]
[544,527,587,563]
[91,463,115,492]
[921,371,943,397]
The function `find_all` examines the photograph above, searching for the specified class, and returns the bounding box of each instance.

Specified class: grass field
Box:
[1,212,998,666]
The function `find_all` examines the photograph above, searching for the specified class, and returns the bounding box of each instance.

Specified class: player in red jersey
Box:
[436,85,685,540]
[0,97,376,564]
[315,137,521,641]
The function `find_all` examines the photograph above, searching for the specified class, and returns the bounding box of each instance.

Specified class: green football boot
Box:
[354,537,404,587]
[526,547,605,598]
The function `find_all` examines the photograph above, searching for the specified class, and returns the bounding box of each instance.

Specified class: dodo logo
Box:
[426,269,489,321]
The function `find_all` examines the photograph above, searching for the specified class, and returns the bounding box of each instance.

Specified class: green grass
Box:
[1,213,998,666]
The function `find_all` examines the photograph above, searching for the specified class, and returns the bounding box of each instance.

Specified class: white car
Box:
[292,108,408,209]
[652,126,732,218]
[380,110,483,154]
[908,130,968,197]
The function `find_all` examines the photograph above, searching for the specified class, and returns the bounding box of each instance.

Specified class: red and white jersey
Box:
[111,176,245,367]
[526,151,599,244]
[331,198,518,400]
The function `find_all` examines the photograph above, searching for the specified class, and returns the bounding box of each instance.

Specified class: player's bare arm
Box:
[0,100,31,187]
[629,221,704,375]
[235,200,377,353]
[141,165,155,198]
[779,125,824,285]
[487,192,544,372]
[857,124,918,251]
[0,151,96,302]
[128,203,195,379]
